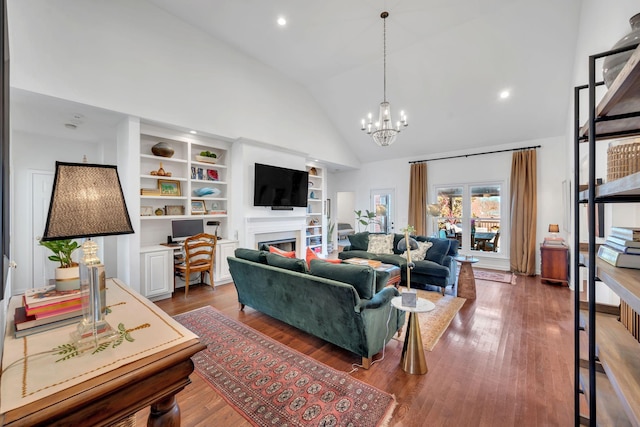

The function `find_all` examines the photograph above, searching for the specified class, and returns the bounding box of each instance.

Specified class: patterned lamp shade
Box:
[548,224,560,233]
[41,162,134,240]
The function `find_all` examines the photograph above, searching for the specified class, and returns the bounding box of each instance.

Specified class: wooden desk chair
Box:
[174,233,217,297]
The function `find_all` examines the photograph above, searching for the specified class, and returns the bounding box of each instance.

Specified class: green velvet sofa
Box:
[338,232,459,295]
[227,248,406,369]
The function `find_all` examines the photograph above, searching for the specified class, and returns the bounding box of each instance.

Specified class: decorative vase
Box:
[602,13,640,88]
[151,141,175,158]
[55,265,80,291]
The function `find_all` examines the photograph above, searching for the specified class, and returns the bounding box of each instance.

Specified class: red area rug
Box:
[174,306,396,426]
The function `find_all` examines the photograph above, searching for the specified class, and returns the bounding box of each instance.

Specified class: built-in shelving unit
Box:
[137,123,237,299]
[306,164,325,254]
[574,42,640,426]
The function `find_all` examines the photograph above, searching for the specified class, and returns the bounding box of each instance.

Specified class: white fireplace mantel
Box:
[245,216,307,257]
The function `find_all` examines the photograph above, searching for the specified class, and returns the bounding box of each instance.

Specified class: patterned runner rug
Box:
[474,269,518,285]
[393,289,466,351]
[174,307,396,427]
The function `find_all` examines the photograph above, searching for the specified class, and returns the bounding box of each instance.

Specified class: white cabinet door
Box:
[215,240,237,284]
[141,249,172,300]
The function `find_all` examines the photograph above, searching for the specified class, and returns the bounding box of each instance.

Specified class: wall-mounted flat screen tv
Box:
[254,163,309,208]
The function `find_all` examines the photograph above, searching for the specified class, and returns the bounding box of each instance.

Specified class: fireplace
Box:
[245,216,306,258]
[257,237,296,252]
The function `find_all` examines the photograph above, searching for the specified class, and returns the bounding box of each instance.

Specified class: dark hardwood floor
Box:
[135,273,575,426]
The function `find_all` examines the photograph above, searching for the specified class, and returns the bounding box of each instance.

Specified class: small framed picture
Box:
[165,205,185,216]
[140,206,153,216]
[191,199,206,214]
[158,179,181,196]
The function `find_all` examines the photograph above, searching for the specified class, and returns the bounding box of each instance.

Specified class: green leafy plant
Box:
[326,219,335,243]
[354,209,378,232]
[199,150,217,158]
[401,225,416,235]
[39,239,79,268]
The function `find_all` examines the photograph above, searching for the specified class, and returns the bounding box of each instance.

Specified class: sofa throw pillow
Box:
[234,248,268,264]
[305,247,342,268]
[268,246,296,258]
[309,259,376,299]
[347,232,369,251]
[400,241,433,262]
[367,234,394,254]
[423,238,451,265]
[266,253,308,273]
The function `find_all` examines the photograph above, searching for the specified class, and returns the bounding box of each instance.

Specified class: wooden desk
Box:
[0,278,205,426]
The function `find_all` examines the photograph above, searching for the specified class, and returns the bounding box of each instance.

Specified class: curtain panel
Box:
[408,162,427,236]
[509,150,537,275]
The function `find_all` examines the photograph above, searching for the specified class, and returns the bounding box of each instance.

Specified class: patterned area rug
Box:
[174,307,396,427]
[474,269,518,285]
[393,289,466,351]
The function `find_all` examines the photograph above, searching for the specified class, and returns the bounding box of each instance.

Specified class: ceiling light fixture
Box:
[361,11,407,147]
[189,130,197,134]
[499,90,510,99]
[277,16,287,26]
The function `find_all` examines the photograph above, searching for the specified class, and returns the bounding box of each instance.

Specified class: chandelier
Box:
[361,11,408,147]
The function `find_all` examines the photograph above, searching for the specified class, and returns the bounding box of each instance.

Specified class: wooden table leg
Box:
[148,394,180,427]
[457,262,477,299]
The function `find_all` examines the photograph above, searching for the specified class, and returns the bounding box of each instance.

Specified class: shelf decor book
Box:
[609,226,640,241]
[597,244,640,268]
[607,234,640,248]
[604,239,640,254]
[14,313,83,338]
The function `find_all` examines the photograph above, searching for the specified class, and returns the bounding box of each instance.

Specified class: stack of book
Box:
[597,226,640,269]
[543,236,566,246]
[14,285,83,338]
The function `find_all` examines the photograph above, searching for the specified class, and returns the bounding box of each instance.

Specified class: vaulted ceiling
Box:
[146,0,583,163]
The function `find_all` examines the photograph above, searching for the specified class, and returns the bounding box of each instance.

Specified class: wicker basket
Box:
[607,139,640,181]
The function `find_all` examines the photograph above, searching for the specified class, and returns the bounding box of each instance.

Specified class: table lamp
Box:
[398,229,419,307]
[548,224,560,238]
[41,161,134,351]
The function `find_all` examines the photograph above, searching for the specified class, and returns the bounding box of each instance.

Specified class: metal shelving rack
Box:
[573,42,640,426]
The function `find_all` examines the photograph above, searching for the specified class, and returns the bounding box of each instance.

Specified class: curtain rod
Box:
[408,145,541,164]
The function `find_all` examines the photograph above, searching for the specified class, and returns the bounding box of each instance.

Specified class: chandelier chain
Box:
[383,14,387,102]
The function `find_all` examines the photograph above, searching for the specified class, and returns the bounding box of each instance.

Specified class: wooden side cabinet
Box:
[540,243,569,285]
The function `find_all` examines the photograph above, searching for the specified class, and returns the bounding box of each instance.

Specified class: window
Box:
[435,184,503,253]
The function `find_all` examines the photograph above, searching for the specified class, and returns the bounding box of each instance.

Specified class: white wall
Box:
[331,136,566,271]
[11,130,113,294]
[229,140,309,248]
[7,0,360,169]
[568,2,640,291]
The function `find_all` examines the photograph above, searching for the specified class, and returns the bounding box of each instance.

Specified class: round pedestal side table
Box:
[454,256,479,299]
[391,296,435,375]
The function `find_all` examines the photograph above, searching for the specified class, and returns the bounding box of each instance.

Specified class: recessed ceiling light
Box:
[499,90,510,99]
[190,130,197,134]
[277,16,287,26]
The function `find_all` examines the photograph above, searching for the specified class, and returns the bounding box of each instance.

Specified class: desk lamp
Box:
[398,227,419,307]
[41,161,134,351]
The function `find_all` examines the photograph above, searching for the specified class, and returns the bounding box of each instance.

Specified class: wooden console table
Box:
[0,278,205,426]
[540,243,569,285]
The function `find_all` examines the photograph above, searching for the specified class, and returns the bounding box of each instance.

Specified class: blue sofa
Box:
[338,232,459,295]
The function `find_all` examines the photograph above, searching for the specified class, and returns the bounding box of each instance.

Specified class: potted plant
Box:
[39,239,81,291]
[354,209,378,232]
[326,219,336,253]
